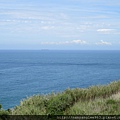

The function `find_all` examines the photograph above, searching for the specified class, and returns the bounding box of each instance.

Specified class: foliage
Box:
[11,95,49,115]
[0,104,9,116]
[46,80,120,115]
[46,91,74,115]
[4,80,120,115]
[65,98,120,115]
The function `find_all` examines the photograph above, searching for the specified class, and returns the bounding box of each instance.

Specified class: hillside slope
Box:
[0,80,120,115]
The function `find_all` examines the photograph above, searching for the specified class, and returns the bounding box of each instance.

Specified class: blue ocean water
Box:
[0,50,120,109]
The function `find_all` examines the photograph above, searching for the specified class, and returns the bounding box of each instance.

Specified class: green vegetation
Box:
[0,104,9,115]
[0,80,120,115]
[64,96,120,115]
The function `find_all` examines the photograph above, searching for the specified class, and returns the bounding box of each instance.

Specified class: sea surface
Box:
[0,50,120,109]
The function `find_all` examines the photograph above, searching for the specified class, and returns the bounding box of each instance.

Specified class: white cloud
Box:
[40,40,87,45]
[96,40,112,45]
[71,40,87,44]
[97,29,116,34]
[97,29,115,32]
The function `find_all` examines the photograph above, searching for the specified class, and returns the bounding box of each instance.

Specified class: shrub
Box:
[0,104,9,116]
[46,93,73,115]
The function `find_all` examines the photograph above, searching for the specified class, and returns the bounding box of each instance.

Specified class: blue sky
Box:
[0,0,120,50]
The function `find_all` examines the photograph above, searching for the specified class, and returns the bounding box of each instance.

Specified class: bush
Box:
[46,93,73,115]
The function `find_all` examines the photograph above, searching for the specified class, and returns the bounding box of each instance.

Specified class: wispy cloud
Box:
[40,40,87,45]
[96,40,112,45]
[72,40,87,44]
[97,29,116,34]
[0,0,120,50]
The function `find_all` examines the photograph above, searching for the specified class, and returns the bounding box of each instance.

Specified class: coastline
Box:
[1,80,120,115]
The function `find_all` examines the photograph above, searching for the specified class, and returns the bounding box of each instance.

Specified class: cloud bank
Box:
[97,29,116,34]
[96,40,112,45]
[40,40,87,45]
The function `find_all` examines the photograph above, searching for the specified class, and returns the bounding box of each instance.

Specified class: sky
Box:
[0,0,120,50]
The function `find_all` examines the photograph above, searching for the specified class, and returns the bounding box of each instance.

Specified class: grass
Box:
[0,80,120,115]
[64,95,120,115]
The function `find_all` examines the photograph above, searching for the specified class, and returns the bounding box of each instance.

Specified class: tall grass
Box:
[64,97,120,115]
[47,80,120,115]
[8,80,120,115]
[11,95,49,115]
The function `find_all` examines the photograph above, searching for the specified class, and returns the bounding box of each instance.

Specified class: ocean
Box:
[0,50,120,110]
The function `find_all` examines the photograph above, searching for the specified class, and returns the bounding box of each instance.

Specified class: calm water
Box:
[0,50,120,109]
